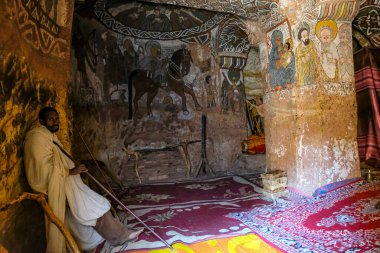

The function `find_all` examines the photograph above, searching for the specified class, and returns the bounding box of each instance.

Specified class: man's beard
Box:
[48,125,59,133]
[321,42,330,48]
[302,39,310,46]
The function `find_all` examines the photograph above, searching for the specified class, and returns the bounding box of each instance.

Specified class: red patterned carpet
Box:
[230,180,380,253]
[99,175,273,252]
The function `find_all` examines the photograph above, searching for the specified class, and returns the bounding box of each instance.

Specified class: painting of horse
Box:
[128,48,202,119]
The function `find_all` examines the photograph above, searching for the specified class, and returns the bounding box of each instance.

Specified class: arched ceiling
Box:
[138,0,284,25]
[76,0,284,36]
[75,0,380,49]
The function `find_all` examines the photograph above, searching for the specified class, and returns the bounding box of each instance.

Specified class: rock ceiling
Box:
[138,0,284,25]
[79,0,284,35]
[77,0,380,48]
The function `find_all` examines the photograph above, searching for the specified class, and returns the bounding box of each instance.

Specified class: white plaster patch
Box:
[277,89,292,100]
[274,145,287,157]
[263,92,270,104]
[299,84,318,95]
[298,174,308,186]
[322,138,358,182]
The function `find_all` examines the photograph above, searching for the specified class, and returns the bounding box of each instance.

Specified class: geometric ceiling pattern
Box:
[140,0,284,31]
[94,0,229,40]
[352,0,380,48]
[85,0,380,49]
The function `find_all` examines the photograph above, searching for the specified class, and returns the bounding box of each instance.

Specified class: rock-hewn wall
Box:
[0,0,74,251]
[71,1,265,184]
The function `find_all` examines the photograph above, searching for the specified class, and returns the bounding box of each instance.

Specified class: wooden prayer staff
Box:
[0,192,80,253]
[53,141,176,252]
[74,125,125,190]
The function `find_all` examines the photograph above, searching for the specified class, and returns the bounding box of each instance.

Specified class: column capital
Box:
[277,0,360,27]
[316,0,360,22]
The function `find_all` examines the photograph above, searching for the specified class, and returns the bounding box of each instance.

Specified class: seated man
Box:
[24,107,143,253]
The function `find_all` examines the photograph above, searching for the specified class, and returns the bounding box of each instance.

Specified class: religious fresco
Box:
[4,0,70,58]
[203,75,217,108]
[243,47,262,99]
[247,96,265,135]
[72,28,206,118]
[128,46,202,119]
[337,23,354,83]
[315,20,340,83]
[217,17,250,70]
[94,0,227,43]
[0,0,370,251]
[288,19,355,90]
[267,20,296,91]
[279,0,319,25]
[71,1,256,183]
[243,47,264,135]
[220,69,246,114]
[138,0,285,31]
[72,2,253,119]
[294,22,319,87]
[216,18,250,115]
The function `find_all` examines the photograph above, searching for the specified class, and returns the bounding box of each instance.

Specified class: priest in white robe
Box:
[24,107,143,253]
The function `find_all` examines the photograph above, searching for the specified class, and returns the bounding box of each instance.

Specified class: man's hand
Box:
[69,164,88,175]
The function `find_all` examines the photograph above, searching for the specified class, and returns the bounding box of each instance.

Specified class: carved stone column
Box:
[261,0,361,195]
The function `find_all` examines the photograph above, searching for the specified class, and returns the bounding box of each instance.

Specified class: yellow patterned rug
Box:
[130,234,280,253]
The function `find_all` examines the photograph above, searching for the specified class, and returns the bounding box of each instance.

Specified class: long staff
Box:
[53,141,175,252]
[74,124,124,191]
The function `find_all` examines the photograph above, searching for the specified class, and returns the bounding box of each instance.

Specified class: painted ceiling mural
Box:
[94,0,228,42]
[4,0,71,58]
[352,0,380,48]
[140,0,284,31]
[73,0,252,111]
[216,17,251,70]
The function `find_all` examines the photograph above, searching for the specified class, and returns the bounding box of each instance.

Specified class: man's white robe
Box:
[24,123,111,252]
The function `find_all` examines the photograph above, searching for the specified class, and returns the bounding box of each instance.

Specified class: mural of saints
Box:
[316,20,340,83]
[295,23,319,86]
[138,40,167,85]
[205,75,216,108]
[337,23,354,83]
[281,39,295,89]
[100,31,125,102]
[123,38,139,81]
[268,30,295,90]
[221,70,245,113]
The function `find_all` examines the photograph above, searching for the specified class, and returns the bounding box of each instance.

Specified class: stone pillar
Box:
[262,0,361,195]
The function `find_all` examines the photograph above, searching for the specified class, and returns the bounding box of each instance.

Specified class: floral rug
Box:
[99,176,274,253]
[229,180,380,253]
[130,233,280,253]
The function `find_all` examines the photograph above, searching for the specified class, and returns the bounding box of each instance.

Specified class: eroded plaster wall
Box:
[261,1,361,195]
[0,0,74,251]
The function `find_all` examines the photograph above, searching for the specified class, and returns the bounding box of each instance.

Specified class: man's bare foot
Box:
[125,228,144,242]
[109,227,144,246]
